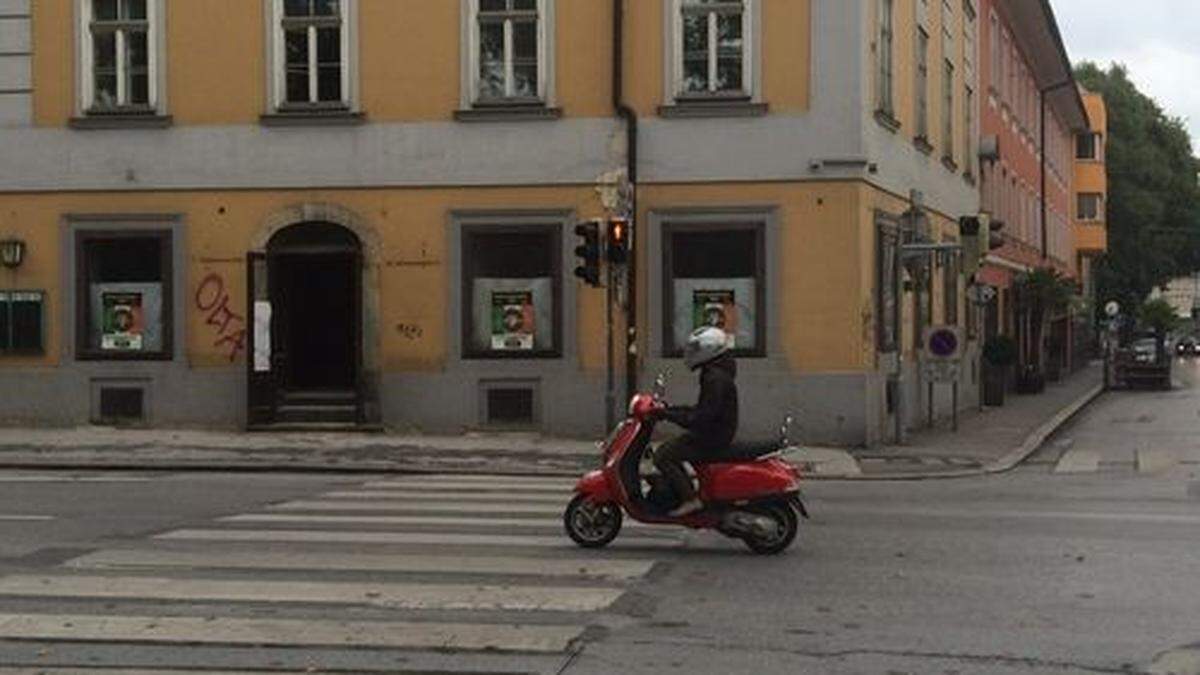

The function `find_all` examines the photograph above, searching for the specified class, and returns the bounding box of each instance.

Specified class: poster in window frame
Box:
[692,289,740,348]
[490,290,536,351]
[100,292,145,351]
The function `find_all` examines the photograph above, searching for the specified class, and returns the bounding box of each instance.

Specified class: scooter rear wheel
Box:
[740,500,799,555]
[564,494,623,548]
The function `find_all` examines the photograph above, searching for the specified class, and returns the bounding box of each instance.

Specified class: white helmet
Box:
[683,326,731,371]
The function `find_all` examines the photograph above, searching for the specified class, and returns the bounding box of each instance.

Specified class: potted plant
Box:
[982,335,1017,406]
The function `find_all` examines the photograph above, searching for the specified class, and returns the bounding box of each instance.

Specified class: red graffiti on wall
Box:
[195,273,247,363]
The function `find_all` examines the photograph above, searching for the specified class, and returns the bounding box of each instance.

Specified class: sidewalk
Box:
[823,361,1105,479]
[0,364,1103,479]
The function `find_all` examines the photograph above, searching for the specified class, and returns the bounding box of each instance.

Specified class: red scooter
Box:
[564,376,808,555]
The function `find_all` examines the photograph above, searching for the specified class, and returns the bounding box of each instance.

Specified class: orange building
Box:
[1073,88,1108,308]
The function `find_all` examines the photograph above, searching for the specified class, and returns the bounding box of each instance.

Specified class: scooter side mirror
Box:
[779,414,797,447]
[653,372,667,399]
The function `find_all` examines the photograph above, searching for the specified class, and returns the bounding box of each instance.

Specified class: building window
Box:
[79,0,160,113]
[663,223,765,356]
[270,0,354,110]
[877,224,899,352]
[915,28,930,142]
[470,0,546,104]
[75,230,174,360]
[1076,132,1101,160]
[1077,193,1104,221]
[0,291,44,354]
[876,0,894,114]
[942,59,955,163]
[675,0,750,99]
[461,224,561,358]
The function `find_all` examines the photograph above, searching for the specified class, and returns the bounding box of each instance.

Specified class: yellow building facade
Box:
[1073,88,1108,305]
[0,1,984,445]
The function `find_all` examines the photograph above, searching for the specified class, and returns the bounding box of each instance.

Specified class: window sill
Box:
[874,109,901,133]
[913,136,934,155]
[658,100,768,119]
[260,110,366,127]
[462,352,563,360]
[453,105,562,122]
[942,156,959,173]
[70,113,173,130]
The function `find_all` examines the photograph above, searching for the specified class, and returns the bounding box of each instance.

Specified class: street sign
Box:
[1105,300,1121,317]
[923,360,961,383]
[922,325,964,361]
[967,284,996,306]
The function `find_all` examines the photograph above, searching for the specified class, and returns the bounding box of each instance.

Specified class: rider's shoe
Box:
[668,498,704,517]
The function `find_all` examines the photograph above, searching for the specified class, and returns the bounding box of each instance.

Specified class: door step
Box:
[247,422,384,433]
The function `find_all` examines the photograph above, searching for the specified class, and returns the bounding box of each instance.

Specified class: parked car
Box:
[1175,336,1198,357]
[1112,331,1171,389]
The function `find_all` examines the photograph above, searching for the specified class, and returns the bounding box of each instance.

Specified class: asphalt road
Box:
[0,374,1198,674]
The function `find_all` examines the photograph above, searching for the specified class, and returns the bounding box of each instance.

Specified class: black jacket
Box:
[663,355,739,449]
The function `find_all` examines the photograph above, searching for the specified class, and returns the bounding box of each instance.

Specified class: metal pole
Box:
[927,381,934,429]
[952,381,958,431]
[893,233,905,444]
[605,263,615,430]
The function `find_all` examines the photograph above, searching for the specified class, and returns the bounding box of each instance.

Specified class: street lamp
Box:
[0,238,25,269]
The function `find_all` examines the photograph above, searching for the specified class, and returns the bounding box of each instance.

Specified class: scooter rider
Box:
[652,326,739,517]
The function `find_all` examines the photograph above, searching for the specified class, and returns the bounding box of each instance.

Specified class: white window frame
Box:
[1077,193,1104,222]
[915,27,929,140]
[265,0,358,112]
[461,0,554,108]
[666,0,760,103]
[76,0,166,114]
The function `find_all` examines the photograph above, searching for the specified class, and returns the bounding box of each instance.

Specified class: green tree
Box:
[1074,63,1200,315]
[1137,297,1182,334]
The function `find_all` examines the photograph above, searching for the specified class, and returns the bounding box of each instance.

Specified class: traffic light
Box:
[573,220,602,287]
[606,216,629,265]
[958,215,982,278]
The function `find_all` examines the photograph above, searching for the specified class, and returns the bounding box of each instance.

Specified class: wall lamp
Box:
[0,238,25,269]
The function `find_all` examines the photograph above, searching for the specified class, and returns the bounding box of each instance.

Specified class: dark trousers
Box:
[654,434,709,502]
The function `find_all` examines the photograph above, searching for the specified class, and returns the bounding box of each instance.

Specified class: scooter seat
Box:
[694,441,782,464]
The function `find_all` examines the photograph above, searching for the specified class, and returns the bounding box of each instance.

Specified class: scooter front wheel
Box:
[740,500,799,555]
[564,494,623,548]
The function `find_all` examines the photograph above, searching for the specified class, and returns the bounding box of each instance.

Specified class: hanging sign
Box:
[692,289,739,348]
[490,290,536,350]
[100,292,145,351]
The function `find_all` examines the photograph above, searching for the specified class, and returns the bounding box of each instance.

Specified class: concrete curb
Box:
[0,383,1105,481]
[800,382,1106,481]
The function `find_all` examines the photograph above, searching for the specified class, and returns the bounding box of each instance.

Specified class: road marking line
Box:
[0,515,54,522]
[156,528,681,548]
[219,512,651,529]
[0,475,150,483]
[270,499,565,514]
[323,490,566,502]
[829,505,1200,525]
[362,480,573,492]
[0,613,583,653]
[66,549,658,580]
[0,575,624,612]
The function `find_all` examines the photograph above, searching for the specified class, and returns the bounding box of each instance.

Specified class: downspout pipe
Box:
[613,0,639,404]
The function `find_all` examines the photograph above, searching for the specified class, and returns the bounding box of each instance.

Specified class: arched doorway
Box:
[248,221,363,426]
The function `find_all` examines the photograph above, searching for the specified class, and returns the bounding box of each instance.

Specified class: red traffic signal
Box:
[607,217,629,265]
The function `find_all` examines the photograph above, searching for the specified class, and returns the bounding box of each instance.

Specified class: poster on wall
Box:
[490,290,536,350]
[100,292,145,351]
[673,278,756,351]
[692,289,739,346]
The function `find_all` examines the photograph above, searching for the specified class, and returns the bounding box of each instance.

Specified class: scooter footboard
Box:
[573,470,615,502]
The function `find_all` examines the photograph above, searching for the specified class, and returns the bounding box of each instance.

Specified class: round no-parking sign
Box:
[922,325,964,361]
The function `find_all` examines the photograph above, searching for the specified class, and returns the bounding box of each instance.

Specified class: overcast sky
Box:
[1052,0,1200,150]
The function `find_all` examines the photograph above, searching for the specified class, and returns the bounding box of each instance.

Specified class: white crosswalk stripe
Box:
[0,473,674,667]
